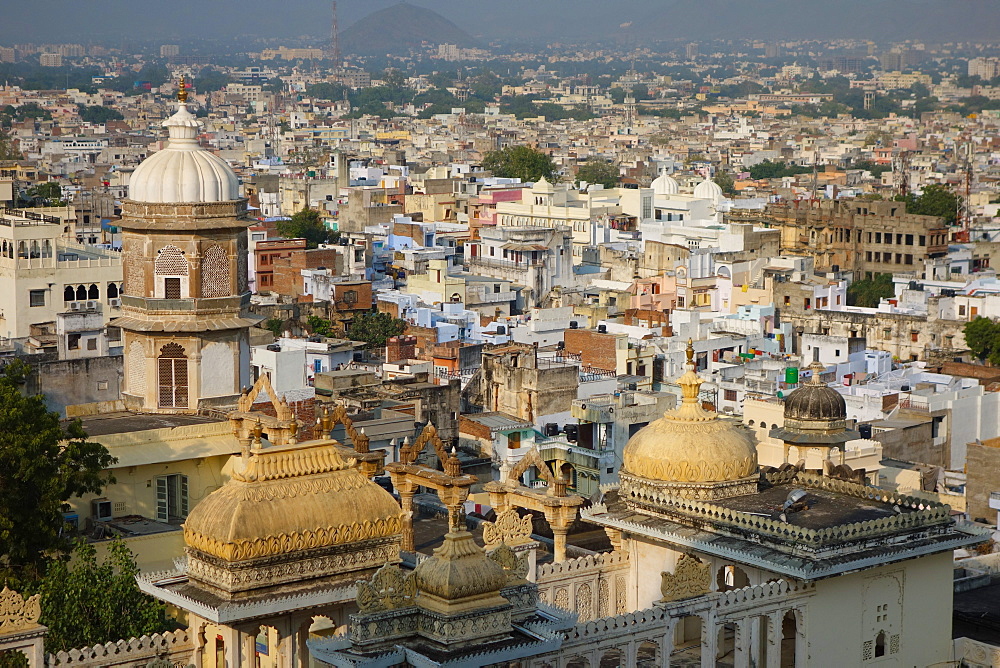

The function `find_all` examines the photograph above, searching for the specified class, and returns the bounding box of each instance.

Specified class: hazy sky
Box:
[3,0,999,45]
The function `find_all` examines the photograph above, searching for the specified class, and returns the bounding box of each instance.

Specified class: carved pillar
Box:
[747,615,763,668]
[734,617,751,668]
[701,615,718,667]
[399,486,416,553]
[624,640,637,667]
[793,608,807,668]
[223,626,241,668]
[766,611,782,668]
[295,620,311,668]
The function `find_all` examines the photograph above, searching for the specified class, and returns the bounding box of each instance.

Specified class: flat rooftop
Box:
[73,411,225,437]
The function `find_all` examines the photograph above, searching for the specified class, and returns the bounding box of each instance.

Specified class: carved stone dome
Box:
[621,341,757,500]
[128,102,240,204]
[413,530,508,615]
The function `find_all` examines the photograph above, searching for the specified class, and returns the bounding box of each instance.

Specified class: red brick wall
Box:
[563,329,617,371]
[386,335,417,363]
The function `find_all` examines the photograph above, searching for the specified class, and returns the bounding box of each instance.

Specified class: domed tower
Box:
[115,79,259,413]
[620,340,758,501]
[771,354,860,468]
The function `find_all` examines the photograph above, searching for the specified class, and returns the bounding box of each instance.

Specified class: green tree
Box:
[846,273,894,308]
[482,145,556,182]
[306,315,334,337]
[264,318,285,337]
[575,159,618,189]
[37,540,171,653]
[964,317,1000,363]
[897,184,960,225]
[77,105,124,124]
[276,208,338,249]
[713,171,737,196]
[0,360,115,579]
[748,160,812,180]
[348,311,407,349]
[0,130,21,160]
[25,182,65,206]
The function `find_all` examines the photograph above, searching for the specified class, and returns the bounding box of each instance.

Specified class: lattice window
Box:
[554,588,568,611]
[598,578,610,618]
[889,634,900,655]
[201,245,229,298]
[862,640,874,661]
[616,575,627,614]
[127,341,145,396]
[155,245,188,275]
[158,342,188,408]
[124,250,144,296]
[237,237,248,292]
[576,583,593,622]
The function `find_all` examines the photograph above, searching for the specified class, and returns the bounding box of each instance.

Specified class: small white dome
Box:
[651,172,679,196]
[128,103,240,204]
[694,177,724,204]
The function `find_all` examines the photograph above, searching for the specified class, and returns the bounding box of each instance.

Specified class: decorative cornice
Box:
[0,587,41,634]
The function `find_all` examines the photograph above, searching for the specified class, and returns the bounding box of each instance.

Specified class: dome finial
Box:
[178,74,188,104]
[685,338,694,366]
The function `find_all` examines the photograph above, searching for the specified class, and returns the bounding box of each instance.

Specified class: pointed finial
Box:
[685,338,695,365]
[178,75,188,104]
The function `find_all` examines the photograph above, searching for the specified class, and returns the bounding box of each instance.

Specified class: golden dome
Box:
[622,340,757,486]
[183,441,403,562]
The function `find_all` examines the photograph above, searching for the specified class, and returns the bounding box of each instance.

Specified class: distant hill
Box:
[341,2,477,56]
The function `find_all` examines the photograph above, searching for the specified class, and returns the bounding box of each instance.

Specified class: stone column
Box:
[700,616,718,667]
[793,608,807,668]
[223,626,242,668]
[747,615,762,668]
[241,630,256,668]
[550,524,569,563]
[399,486,416,552]
[734,617,751,668]
[765,611,783,668]
[624,640,637,667]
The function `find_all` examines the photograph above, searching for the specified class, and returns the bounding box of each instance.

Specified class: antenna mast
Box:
[330,0,341,69]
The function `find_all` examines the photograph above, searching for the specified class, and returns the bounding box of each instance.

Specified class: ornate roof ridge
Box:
[232,442,353,482]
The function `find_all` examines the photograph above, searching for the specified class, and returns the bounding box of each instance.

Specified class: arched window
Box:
[30,241,39,258]
[107,283,119,299]
[875,630,886,658]
[75,285,87,301]
[155,245,188,300]
[42,240,52,258]
[64,286,75,302]
[88,284,99,300]
[17,241,26,258]
[158,343,188,409]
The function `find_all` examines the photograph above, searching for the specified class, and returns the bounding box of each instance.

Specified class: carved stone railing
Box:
[47,629,192,667]
[616,470,954,552]
[535,551,630,622]
[713,579,814,616]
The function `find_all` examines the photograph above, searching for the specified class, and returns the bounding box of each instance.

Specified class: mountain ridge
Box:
[341,2,477,57]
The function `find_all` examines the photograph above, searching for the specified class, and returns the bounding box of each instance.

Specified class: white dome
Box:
[128,103,240,204]
[694,177,724,204]
[651,172,680,196]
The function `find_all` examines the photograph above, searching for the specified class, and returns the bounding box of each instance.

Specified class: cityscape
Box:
[4,1,1000,666]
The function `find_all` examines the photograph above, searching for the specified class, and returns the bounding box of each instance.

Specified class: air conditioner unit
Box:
[86,300,98,310]
[70,301,82,311]
[109,298,121,307]
[91,498,112,522]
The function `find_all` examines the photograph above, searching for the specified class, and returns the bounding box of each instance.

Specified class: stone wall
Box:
[535,551,630,622]
[47,629,192,668]
[966,439,1000,522]
[26,354,124,416]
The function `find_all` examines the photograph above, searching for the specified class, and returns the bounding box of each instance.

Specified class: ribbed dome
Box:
[771,358,857,447]
[183,441,403,563]
[784,362,847,424]
[693,177,724,204]
[622,341,757,487]
[652,172,680,196]
[128,102,240,204]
